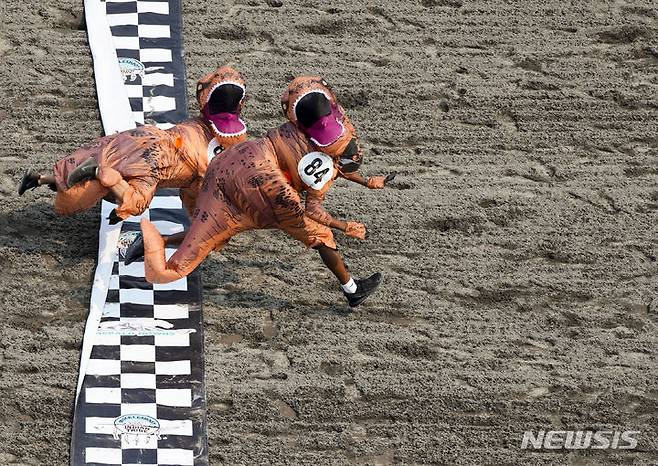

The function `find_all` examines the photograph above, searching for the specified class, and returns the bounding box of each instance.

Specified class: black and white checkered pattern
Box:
[73,199,206,466]
[72,1,207,465]
[105,0,187,128]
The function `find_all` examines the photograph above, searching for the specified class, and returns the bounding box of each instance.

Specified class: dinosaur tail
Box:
[140,218,185,284]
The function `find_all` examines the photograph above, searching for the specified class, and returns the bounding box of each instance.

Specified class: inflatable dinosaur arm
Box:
[304,191,344,230]
[304,192,365,240]
[339,169,396,189]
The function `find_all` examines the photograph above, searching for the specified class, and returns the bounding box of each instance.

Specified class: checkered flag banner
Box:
[71,1,208,465]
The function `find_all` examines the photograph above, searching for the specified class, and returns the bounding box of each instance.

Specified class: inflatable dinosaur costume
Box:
[138,76,394,307]
[18,66,248,222]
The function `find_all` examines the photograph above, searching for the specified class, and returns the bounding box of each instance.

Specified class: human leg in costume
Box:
[18,135,116,215]
[19,168,117,218]
[18,172,56,194]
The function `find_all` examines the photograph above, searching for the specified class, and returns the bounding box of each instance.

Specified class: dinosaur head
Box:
[196,66,247,142]
[281,76,362,172]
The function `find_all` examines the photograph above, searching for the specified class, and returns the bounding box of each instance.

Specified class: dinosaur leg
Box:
[53,180,109,216]
[95,170,158,223]
[112,180,157,220]
[67,162,130,206]
[96,166,129,197]
[66,157,99,188]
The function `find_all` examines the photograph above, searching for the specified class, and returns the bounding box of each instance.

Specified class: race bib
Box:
[298,152,334,189]
[207,139,224,163]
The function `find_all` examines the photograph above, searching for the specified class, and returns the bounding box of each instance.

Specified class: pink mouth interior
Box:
[203,107,246,136]
[304,107,344,146]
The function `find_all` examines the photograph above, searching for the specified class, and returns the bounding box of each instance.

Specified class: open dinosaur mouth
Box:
[203,82,247,137]
[293,90,345,147]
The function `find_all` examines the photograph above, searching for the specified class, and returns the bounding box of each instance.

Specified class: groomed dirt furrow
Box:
[1,0,657,464]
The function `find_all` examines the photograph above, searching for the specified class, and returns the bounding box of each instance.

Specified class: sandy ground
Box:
[1,0,658,464]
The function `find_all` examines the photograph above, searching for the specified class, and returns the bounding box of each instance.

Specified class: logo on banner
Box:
[117,230,140,261]
[98,319,197,337]
[117,231,140,249]
[118,57,164,83]
[113,415,161,445]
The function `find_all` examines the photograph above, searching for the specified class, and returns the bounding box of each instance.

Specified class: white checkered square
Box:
[121,344,156,362]
[137,1,169,14]
[86,387,122,404]
[119,289,154,305]
[121,373,156,389]
[86,447,123,464]
[158,449,194,465]
[120,402,157,418]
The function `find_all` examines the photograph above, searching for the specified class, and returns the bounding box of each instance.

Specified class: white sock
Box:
[341,277,357,294]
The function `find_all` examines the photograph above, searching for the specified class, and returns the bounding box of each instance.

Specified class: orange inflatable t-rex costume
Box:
[139,76,395,307]
[18,66,248,222]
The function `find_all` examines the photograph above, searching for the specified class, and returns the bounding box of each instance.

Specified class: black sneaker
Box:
[18,171,40,195]
[344,272,382,307]
[66,157,99,188]
[123,234,144,265]
[107,208,123,225]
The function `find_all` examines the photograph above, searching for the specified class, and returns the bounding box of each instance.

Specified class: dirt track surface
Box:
[2,0,658,464]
